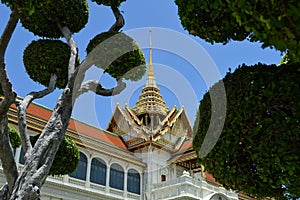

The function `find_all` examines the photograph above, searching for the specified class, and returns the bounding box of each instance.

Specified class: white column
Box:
[123,170,128,198]
[105,166,110,193]
[85,157,91,188]
[140,171,143,200]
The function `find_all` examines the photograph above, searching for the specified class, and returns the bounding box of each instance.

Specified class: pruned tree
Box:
[175,0,300,61]
[0,0,145,199]
[193,63,300,199]
[174,1,300,199]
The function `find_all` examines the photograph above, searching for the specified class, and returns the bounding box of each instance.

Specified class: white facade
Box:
[0,143,238,200]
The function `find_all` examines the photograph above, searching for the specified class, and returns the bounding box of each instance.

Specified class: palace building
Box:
[0,36,250,200]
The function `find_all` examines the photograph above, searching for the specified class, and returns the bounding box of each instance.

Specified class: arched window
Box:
[210,193,230,200]
[109,163,124,190]
[127,169,140,194]
[19,147,25,165]
[69,152,87,180]
[90,157,106,185]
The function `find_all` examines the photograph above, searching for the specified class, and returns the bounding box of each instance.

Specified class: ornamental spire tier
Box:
[133,29,169,118]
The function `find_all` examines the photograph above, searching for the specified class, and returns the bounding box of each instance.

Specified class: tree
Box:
[193,63,300,199]
[0,0,145,199]
[175,1,300,199]
[175,0,300,61]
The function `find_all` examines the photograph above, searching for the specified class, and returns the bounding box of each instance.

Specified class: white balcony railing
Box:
[0,163,141,200]
[47,175,141,200]
[148,172,238,200]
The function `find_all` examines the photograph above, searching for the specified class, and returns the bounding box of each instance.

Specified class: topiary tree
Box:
[8,127,79,176]
[175,1,300,198]
[23,39,72,89]
[86,31,146,81]
[175,0,300,61]
[30,135,80,176]
[0,0,145,199]
[8,125,21,149]
[2,0,89,38]
[193,63,300,199]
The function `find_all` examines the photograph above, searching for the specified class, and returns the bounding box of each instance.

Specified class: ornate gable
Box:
[106,34,192,153]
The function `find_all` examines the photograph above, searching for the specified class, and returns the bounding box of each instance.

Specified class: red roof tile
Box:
[179,140,193,151]
[205,172,216,182]
[13,102,127,150]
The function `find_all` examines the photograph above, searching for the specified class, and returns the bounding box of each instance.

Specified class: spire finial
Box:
[147,28,156,86]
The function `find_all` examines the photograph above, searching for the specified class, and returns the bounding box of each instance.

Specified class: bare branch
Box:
[57,24,78,80]
[79,79,126,97]
[16,74,57,157]
[109,6,125,32]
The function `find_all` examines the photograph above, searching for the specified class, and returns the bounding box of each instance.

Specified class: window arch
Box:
[69,152,87,180]
[90,157,106,185]
[19,147,25,165]
[109,163,124,190]
[210,193,230,200]
[127,169,140,194]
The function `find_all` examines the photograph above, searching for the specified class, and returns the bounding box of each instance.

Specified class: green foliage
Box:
[86,31,146,81]
[280,51,296,65]
[48,136,80,176]
[194,63,300,199]
[175,0,249,44]
[175,0,300,61]
[4,0,89,38]
[30,135,80,176]
[23,39,73,89]
[9,125,21,149]
[91,0,125,7]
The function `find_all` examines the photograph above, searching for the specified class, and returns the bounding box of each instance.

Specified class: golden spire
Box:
[146,28,156,87]
[132,29,169,117]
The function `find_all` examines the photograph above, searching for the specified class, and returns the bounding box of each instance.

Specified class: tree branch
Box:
[78,79,126,97]
[0,184,9,200]
[109,6,125,32]
[16,74,57,158]
[0,9,19,195]
[0,115,18,194]
[0,9,18,58]
[57,24,78,80]
[0,9,18,116]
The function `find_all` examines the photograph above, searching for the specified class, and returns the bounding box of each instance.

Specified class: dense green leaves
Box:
[175,0,300,61]
[86,31,146,81]
[8,127,79,176]
[175,0,249,44]
[48,136,80,176]
[23,39,72,89]
[91,0,125,7]
[3,0,89,38]
[194,63,300,199]
[8,125,21,149]
[30,135,80,176]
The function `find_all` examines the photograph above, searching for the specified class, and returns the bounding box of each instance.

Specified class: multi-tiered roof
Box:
[107,31,192,153]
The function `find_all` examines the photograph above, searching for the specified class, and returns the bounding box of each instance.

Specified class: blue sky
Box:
[0,0,282,129]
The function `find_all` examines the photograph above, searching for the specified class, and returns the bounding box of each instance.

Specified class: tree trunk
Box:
[9,86,74,200]
[0,115,18,199]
